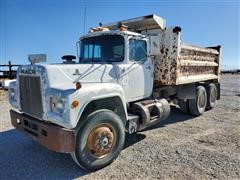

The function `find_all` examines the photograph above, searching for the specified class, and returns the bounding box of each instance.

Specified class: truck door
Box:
[127,37,153,101]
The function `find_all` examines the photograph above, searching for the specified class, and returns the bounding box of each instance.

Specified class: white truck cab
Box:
[78,30,153,102]
[9,14,220,170]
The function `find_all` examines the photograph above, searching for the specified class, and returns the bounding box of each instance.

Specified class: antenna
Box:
[83,5,87,34]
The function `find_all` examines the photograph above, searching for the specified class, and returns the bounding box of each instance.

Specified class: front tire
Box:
[189,86,207,116]
[71,110,125,170]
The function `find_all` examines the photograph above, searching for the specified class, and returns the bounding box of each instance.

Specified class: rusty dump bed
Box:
[177,43,220,84]
[152,27,221,86]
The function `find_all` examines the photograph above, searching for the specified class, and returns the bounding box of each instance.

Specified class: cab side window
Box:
[129,39,147,62]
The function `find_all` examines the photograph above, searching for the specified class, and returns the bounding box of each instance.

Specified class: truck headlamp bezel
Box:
[56,100,64,112]
[9,88,16,99]
[51,97,65,114]
[10,91,15,98]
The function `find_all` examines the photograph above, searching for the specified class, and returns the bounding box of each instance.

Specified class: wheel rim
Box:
[86,123,116,158]
[198,91,206,108]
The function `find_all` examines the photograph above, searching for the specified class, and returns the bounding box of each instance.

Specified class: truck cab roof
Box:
[80,30,144,40]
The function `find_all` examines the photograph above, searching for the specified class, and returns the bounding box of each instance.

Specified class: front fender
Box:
[67,83,127,129]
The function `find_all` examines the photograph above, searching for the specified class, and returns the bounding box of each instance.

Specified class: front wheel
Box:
[71,110,125,170]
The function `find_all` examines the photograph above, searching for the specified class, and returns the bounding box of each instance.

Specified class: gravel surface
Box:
[0,74,240,179]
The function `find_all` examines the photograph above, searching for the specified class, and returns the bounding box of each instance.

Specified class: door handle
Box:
[145,65,151,70]
[121,68,126,73]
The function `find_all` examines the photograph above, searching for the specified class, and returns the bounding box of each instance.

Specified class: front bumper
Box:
[10,110,76,153]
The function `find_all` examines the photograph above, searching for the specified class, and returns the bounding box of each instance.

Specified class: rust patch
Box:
[160,48,164,54]
[180,66,216,76]
[153,27,179,85]
[153,27,220,86]
[10,110,75,153]
[86,123,115,158]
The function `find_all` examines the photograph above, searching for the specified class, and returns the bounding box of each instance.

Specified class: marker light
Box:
[76,82,81,90]
[72,100,79,109]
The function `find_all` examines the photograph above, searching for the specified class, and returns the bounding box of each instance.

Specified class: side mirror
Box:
[76,41,81,60]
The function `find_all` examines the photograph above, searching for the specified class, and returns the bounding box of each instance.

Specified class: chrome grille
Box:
[19,75,43,119]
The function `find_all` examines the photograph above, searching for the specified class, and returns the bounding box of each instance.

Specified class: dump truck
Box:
[9,14,221,170]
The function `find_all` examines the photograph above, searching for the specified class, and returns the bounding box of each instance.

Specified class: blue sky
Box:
[0,0,239,69]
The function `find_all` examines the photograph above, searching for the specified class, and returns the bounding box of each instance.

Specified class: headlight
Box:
[51,97,65,114]
[10,91,15,98]
[56,100,64,112]
[8,81,19,109]
[9,88,15,99]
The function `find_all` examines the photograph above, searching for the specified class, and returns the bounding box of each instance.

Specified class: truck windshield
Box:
[80,35,124,63]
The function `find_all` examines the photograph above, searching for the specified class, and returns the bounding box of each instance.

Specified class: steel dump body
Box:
[177,44,220,84]
[103,14,220,87]
[151,28,220,86]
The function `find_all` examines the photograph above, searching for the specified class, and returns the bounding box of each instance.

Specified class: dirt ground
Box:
[0,74,239,179]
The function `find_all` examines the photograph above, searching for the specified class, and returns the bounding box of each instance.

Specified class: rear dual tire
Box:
[179,84,217,116]
[206,83,217,110]
[178,99,189,114]
[189,86,207,116]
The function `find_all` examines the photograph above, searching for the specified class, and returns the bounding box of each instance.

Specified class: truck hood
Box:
[19,63,119,88]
